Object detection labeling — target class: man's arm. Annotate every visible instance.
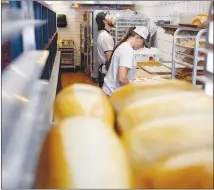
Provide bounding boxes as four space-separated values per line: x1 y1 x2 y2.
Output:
117 66 130 86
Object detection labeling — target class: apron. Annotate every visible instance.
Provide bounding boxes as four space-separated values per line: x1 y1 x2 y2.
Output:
98 29 112 88
98 63 106 88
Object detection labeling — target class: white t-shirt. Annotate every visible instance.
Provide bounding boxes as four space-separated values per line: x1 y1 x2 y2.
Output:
97 30 114 74
102 42 136 96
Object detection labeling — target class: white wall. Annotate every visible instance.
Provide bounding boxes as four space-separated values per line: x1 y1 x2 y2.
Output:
48 1 212 65
135 1 212 61
49 1 85 66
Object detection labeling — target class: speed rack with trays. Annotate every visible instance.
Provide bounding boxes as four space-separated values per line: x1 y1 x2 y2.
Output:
171 27 207 86
111 13 150 45
197 3 213 97
58 39 75 69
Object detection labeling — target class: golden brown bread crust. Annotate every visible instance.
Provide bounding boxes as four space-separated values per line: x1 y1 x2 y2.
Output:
122 115 213 188
36 81 213 189
35 117 133 188
54 84 114 127
34 126 73 188
117 92 213 133
113 81 213 188
109 80 198 113
135 162 213 188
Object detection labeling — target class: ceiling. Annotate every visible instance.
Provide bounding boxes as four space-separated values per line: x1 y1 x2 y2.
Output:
45 1 135 5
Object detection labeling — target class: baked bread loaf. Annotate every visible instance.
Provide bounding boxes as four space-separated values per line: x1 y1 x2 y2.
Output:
109 80 197 113
54 84 114 127
183 57 205 66
110 81 213 188
192 14 208 25
122 114 213 188
118 91 213 132
180 39 205 48
175 68 204 82
35 116 132 189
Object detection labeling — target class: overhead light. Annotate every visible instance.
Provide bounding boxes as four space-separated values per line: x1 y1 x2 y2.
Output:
72 3 80 8
44 1 55 4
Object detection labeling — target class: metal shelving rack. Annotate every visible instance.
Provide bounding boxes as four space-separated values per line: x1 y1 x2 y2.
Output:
2 1 57 189
112 13 150 45
197 2 213 96
58 39 75 69
171 27 207 86
81 11 93 76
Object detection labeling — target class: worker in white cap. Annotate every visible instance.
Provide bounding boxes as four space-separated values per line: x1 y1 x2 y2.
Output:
102 26 149 96
95 12 115 87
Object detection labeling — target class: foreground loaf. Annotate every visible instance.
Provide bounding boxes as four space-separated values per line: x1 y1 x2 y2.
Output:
35 116 132 189
54 83 114 127
111 80 213 188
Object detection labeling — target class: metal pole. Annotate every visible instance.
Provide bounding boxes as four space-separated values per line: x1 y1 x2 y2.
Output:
193 29 207 85
171 28 182 79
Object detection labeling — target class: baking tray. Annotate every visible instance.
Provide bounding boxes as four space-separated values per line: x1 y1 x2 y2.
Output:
142 65 172 75
178 23 206 29
137 62 161 67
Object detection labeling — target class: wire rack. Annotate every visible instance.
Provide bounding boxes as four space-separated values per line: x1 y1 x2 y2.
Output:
197 3 213 96
171 27 207 86
111 13 150 44
2 2 52 189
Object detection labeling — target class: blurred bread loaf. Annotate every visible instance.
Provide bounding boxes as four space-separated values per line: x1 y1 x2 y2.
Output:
110 80 213 188
54 84 114 127
122 114 213 188
109 80 197 114
35 117 132 189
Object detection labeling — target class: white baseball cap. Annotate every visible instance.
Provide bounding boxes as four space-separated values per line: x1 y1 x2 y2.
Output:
133 26 149 39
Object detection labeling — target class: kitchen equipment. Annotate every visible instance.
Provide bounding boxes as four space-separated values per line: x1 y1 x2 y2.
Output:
135 47 160 66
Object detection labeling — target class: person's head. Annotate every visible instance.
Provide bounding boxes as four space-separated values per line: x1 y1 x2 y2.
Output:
107 26 149 66
95 12 114 31
126 26 149 50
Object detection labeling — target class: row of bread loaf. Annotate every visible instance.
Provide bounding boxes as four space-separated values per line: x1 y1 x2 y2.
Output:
34 80 213 189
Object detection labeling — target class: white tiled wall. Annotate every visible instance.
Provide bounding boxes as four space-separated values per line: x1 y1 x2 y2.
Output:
135 1 212 61
49 2 85 66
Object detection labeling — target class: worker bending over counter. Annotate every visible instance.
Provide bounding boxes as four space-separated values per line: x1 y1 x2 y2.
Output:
102 26 149 96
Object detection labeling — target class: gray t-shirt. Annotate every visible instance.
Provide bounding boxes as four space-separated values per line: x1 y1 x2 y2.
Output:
97 30 114 74
103 42 136 95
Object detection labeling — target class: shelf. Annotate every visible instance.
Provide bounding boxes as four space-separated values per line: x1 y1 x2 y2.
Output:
61 59 74 63
161 62 186 69
58 47 74 50
61 52 74 55
175 43 194 49
176 51 205 61
175 36 206 41
157 24 204 32
173 59 204 70
61 65 76 68
175 44 208 53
